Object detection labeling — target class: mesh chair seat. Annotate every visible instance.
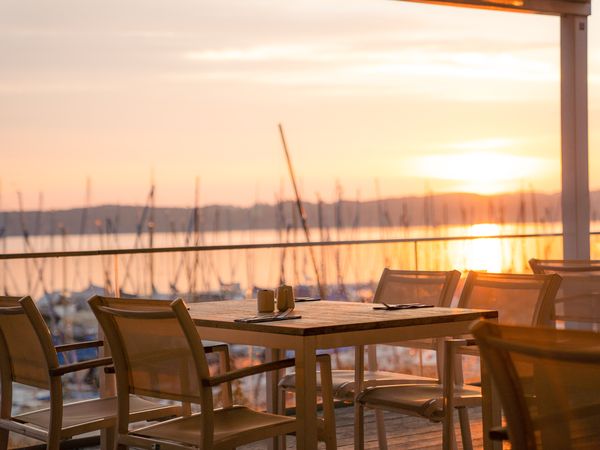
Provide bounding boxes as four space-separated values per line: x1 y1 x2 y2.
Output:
129 405 297 448
357 383 481 422
14 395 178 437
279 369 437 400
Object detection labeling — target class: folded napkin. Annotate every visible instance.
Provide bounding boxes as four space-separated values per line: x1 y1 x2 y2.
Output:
234 312 302 323
373 303 434 310
295 296 320 302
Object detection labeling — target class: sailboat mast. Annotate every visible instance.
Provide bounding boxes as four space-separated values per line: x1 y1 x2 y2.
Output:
0 181 6 295
278 124 324 299
148 177 156 295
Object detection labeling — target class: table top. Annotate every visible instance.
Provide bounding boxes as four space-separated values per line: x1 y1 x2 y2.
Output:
187 300 497 336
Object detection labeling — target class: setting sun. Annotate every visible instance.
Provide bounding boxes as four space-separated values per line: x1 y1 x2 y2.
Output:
412 151 549 194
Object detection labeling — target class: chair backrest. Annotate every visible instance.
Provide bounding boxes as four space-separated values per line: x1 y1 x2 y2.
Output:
529 259 600 331
458 272 561 327
88 296 211 406
529 258 600 275
373 269 461 307
368 269 461 375
0 296 59 390
473 320 600 450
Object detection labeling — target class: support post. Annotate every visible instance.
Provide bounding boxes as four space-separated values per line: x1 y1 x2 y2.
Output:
561 14 590 259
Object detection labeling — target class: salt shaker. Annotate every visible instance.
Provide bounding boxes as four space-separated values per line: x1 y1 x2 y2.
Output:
277 284 295 311
276 285 288 311
257 289 275 313
283 285 295 310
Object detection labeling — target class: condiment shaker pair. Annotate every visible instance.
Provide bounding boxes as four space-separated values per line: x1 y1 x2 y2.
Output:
256 285 294 312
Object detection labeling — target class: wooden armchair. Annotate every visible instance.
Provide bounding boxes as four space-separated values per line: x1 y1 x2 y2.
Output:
0 296 181 450
473 320 600 449
88 295 337 449
355 271 562 450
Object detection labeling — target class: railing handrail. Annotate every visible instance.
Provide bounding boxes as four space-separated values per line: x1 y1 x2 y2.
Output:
0 231 576 260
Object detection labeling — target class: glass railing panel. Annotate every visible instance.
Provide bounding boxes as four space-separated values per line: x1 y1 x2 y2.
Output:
0 231 569 411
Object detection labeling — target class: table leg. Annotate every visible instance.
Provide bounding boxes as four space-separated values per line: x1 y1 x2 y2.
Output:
354 345 365 450
295 337 318 450
266 348 282 450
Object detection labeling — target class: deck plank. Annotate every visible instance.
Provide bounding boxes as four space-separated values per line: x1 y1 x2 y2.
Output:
239 405 489 449
9 405 493 449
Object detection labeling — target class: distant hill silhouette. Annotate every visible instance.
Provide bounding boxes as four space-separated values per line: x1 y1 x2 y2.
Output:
2 190 598 238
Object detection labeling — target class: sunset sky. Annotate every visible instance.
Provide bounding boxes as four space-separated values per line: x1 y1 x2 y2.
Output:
2 0 600 210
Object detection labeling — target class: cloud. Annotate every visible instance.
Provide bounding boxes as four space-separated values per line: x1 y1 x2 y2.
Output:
184 45 319 62
0 81 117 95
170 39 558 105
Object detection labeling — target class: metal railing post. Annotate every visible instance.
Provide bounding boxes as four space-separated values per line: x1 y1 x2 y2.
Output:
414 241 419 270
113 254 120 297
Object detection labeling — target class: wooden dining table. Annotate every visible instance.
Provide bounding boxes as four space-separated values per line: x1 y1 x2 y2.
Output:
187 299 498 450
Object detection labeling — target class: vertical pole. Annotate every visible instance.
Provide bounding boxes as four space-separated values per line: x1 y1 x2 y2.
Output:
113 254 120 297
561 14 590 259
414 241 419 270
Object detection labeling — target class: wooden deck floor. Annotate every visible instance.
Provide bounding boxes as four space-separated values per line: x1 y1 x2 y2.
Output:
8 405 489 449
241 405 487 449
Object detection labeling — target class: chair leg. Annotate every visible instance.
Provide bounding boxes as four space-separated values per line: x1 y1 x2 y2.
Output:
442 408 454 450
374 409 388 450
458 407 473 450
47 432 60 450
354 403 365 450
0 429 8 450
444 410 460 450
321 397 337 450
102 427 115 450
324 431 336 450
277 387 286 415
316 355 337 450
276 387 287 450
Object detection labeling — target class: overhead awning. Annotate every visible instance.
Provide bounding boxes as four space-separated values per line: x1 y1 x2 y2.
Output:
403 0 590 16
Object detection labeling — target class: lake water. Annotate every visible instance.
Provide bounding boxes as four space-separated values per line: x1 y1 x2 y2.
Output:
0 222 567 302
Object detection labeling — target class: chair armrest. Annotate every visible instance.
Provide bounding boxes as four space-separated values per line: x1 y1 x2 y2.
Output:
446 337 476 347
49 356 113 377
204 354 331 387
204 357 297 387
489 426 509 441
55 339 104 352
463 338 477 347
447 337 478 357
203 342 229 354
204 342 233 407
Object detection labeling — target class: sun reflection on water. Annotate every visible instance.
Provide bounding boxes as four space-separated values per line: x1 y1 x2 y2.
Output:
465 223 503 272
